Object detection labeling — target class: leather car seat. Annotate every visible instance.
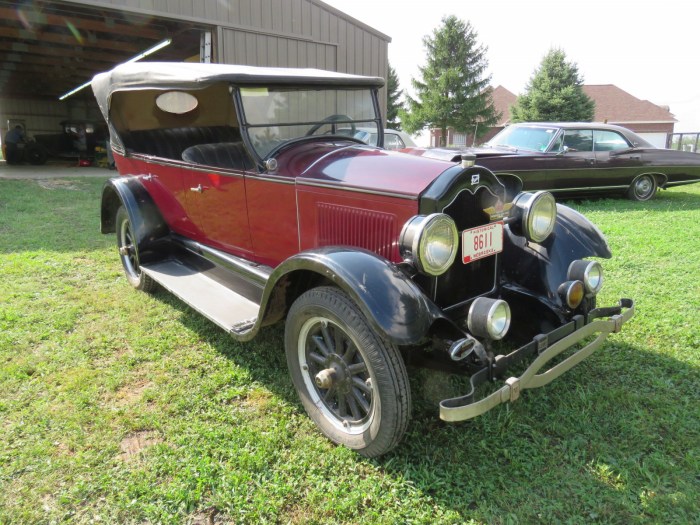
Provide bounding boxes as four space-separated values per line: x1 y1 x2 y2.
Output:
181 142 254 171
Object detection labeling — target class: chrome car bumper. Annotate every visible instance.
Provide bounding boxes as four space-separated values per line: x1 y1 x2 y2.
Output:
439 299 635 422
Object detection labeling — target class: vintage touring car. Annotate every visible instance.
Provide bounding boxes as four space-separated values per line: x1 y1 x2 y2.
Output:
93 63 633 457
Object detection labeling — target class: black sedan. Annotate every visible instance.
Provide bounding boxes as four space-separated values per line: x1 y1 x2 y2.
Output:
409 123 700 201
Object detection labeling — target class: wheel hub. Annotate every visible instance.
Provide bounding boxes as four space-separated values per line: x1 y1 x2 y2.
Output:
314 353 352 393
119 244 134 256
314 368 337 389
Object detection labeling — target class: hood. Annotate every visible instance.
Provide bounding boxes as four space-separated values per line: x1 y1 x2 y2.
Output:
274 140 455 198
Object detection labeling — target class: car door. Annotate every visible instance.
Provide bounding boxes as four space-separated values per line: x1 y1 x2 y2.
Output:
183 167 253 255
114 154 201 239
592 129 643 189
544 129 597 190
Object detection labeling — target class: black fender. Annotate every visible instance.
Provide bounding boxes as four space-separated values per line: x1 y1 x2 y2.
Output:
257 247 446 346
100 176 170 264
502 203 611 303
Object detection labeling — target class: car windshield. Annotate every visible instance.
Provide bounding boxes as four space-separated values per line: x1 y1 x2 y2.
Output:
239 87 379 159
487 125 559 152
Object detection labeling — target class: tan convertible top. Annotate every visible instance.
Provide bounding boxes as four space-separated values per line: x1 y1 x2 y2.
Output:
91 62 384 121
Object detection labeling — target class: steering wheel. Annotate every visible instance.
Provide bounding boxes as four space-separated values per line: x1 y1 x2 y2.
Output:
305 114 356 137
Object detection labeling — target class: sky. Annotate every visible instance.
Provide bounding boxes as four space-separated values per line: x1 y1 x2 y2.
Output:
323 0 700 141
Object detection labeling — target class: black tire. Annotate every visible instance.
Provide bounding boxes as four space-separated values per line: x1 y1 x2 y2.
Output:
115 206 157 292
285 286 411 457
627 174 657 201
25 144 48 165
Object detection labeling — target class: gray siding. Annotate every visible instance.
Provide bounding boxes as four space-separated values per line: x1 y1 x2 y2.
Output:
221 29 336 70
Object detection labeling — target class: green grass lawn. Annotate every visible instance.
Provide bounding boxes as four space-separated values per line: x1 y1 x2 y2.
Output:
1 176 698 524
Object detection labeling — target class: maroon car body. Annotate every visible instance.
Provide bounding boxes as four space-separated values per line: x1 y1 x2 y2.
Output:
94 63 633 457
407 122 700 201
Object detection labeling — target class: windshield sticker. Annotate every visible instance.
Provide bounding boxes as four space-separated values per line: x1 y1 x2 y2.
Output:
241 87 269 97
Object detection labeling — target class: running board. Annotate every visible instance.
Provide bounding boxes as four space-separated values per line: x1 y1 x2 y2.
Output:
141 260 259 335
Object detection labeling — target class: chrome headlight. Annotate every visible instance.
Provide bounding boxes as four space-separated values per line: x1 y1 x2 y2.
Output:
568 260 604 294
467 297 511 340
511 191 557 243
400 213 458 276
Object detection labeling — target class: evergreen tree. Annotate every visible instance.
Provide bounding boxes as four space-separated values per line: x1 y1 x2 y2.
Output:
401 15 497 147
386 64 404 130
511 48 595 122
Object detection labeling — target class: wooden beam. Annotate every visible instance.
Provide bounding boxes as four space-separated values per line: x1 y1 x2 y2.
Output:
0 40 131 63
0 6 168 41
0 26 144 53
4 62 98 78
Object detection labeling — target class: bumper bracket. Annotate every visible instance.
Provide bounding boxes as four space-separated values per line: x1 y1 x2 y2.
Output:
439 299 634 422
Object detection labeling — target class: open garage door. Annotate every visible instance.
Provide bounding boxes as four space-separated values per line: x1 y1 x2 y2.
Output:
0 0 213 155
0 1 210 100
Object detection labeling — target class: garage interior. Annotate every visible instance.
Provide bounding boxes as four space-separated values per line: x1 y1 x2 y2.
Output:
0 0 208 148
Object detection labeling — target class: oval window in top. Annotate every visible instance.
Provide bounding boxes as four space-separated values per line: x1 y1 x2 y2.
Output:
155 91 199 114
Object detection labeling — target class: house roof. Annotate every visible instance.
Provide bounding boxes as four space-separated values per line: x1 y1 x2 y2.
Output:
582 84 676 124
490 85 518 126
489 84 676 126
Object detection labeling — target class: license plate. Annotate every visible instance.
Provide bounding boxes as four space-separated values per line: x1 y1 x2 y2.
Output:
462 222 504 263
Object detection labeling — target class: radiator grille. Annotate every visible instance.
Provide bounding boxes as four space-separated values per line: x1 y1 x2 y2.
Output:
436 187 500 308
318 203 398 261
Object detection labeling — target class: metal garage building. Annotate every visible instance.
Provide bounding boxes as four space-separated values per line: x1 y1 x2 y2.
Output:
0 0 390 146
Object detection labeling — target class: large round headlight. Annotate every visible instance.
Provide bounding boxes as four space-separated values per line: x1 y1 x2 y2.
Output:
468 297 511 340
400 213 458 276
568 260 604 294
511 191 557 243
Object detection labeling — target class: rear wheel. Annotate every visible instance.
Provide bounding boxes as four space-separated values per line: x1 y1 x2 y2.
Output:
115 206 156 292
285 286 410 457
627 174 657 201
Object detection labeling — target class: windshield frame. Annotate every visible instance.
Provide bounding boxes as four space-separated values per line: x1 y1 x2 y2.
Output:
233 84 384 169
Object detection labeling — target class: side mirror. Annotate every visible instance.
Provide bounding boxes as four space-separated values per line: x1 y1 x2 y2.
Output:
556 145 570 156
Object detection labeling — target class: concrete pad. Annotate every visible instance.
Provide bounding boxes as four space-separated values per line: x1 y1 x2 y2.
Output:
0 160 112 179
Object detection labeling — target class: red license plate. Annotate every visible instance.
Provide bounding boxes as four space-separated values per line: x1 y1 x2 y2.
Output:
462 222 504 263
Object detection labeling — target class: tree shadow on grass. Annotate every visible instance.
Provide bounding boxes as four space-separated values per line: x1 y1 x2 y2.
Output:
150 290 700 523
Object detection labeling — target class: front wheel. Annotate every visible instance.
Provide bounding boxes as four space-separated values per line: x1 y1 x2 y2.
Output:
25 143 48 165
115 206 156 292
285 286 411 457
627 174 657 201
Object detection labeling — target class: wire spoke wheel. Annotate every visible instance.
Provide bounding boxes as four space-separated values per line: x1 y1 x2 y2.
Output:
115 206 156 292
119 221 139 278
301 317 374 431
285 286 410 457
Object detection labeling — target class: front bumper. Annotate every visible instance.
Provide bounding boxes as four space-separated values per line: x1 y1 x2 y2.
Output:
439 299 634 422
